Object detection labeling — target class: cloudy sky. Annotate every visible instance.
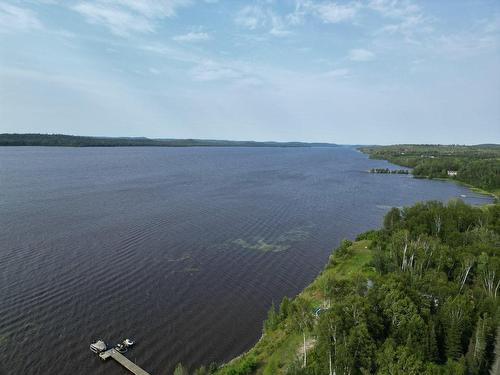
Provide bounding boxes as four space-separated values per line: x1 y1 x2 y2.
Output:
0 0 499 144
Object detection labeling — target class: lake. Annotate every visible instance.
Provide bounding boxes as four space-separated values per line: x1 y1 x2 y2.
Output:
0 146 491 375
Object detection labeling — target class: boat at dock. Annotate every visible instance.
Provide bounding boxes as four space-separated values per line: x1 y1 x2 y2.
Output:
90 337 149 375
90 340 107 354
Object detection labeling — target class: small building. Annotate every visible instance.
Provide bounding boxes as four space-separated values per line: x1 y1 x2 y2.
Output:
447 170 458 177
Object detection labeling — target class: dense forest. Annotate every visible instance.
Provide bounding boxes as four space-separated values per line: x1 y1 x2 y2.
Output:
0 133 336 148
182 200 499 375
359 145 500 196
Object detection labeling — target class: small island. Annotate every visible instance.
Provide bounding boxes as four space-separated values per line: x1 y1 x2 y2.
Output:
370 168 409 174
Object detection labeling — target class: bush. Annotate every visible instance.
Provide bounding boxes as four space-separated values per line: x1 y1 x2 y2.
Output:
225 355 258 375
356 229 381 241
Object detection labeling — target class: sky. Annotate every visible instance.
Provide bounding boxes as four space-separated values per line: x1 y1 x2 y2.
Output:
0 0 499 144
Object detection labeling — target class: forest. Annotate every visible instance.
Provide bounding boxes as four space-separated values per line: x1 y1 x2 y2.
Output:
359 145 500 196
0 133 336 148
181 200 499 375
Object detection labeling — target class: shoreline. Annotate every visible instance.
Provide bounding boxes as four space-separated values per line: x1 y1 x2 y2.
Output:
432 177 498 201
358 147 499 202
211 239 374 375
204 153 499 375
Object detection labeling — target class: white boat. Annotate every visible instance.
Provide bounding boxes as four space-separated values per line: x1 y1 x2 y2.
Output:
90 340 107 353
123 338 134 347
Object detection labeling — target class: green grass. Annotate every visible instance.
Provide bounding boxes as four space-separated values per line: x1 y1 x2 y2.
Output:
301 240 374 306
327 240 373 277
258 332 302 374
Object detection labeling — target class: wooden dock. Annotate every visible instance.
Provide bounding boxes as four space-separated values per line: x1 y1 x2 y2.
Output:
99 349 151 375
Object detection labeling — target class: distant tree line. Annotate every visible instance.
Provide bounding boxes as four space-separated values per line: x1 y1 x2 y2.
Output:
360 145 500 193
0 133 337 148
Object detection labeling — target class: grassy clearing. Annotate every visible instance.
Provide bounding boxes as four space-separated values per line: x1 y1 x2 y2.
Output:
326 240 373 278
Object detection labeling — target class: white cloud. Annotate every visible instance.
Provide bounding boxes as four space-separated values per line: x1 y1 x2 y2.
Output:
73 3 152 35
433 23 500 58
235 5 291 37
348 48 376 61
232 1 363 38
305 1 360 24
72 0 190 36
269 14 291 36
234 0 424 36
235 5 266 30
114 0 189 18
368 0 420 19
0 2 43 33
368 0 432 39
173 31 211 42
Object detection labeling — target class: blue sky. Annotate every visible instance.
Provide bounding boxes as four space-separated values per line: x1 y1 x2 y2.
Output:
0 0 499 144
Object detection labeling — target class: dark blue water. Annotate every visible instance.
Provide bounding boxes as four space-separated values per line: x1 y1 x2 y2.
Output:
0 147 490 375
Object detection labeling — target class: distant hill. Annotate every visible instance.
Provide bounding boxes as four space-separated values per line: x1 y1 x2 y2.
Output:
0 134 337 148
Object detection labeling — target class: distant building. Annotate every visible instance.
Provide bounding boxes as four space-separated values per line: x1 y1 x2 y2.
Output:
447 170 458 177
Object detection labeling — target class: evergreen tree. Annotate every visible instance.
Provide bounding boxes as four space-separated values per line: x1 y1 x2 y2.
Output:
426 320 439 363
193 366 207 375
442 358 466 375
384 207 402 231
173 363 189 375
466 315 493 375
440 295 473 361
264 301 279 332
279 296 291 321
445 321 463 360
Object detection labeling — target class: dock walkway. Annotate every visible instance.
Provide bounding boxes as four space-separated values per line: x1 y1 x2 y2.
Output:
99 349 151 375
